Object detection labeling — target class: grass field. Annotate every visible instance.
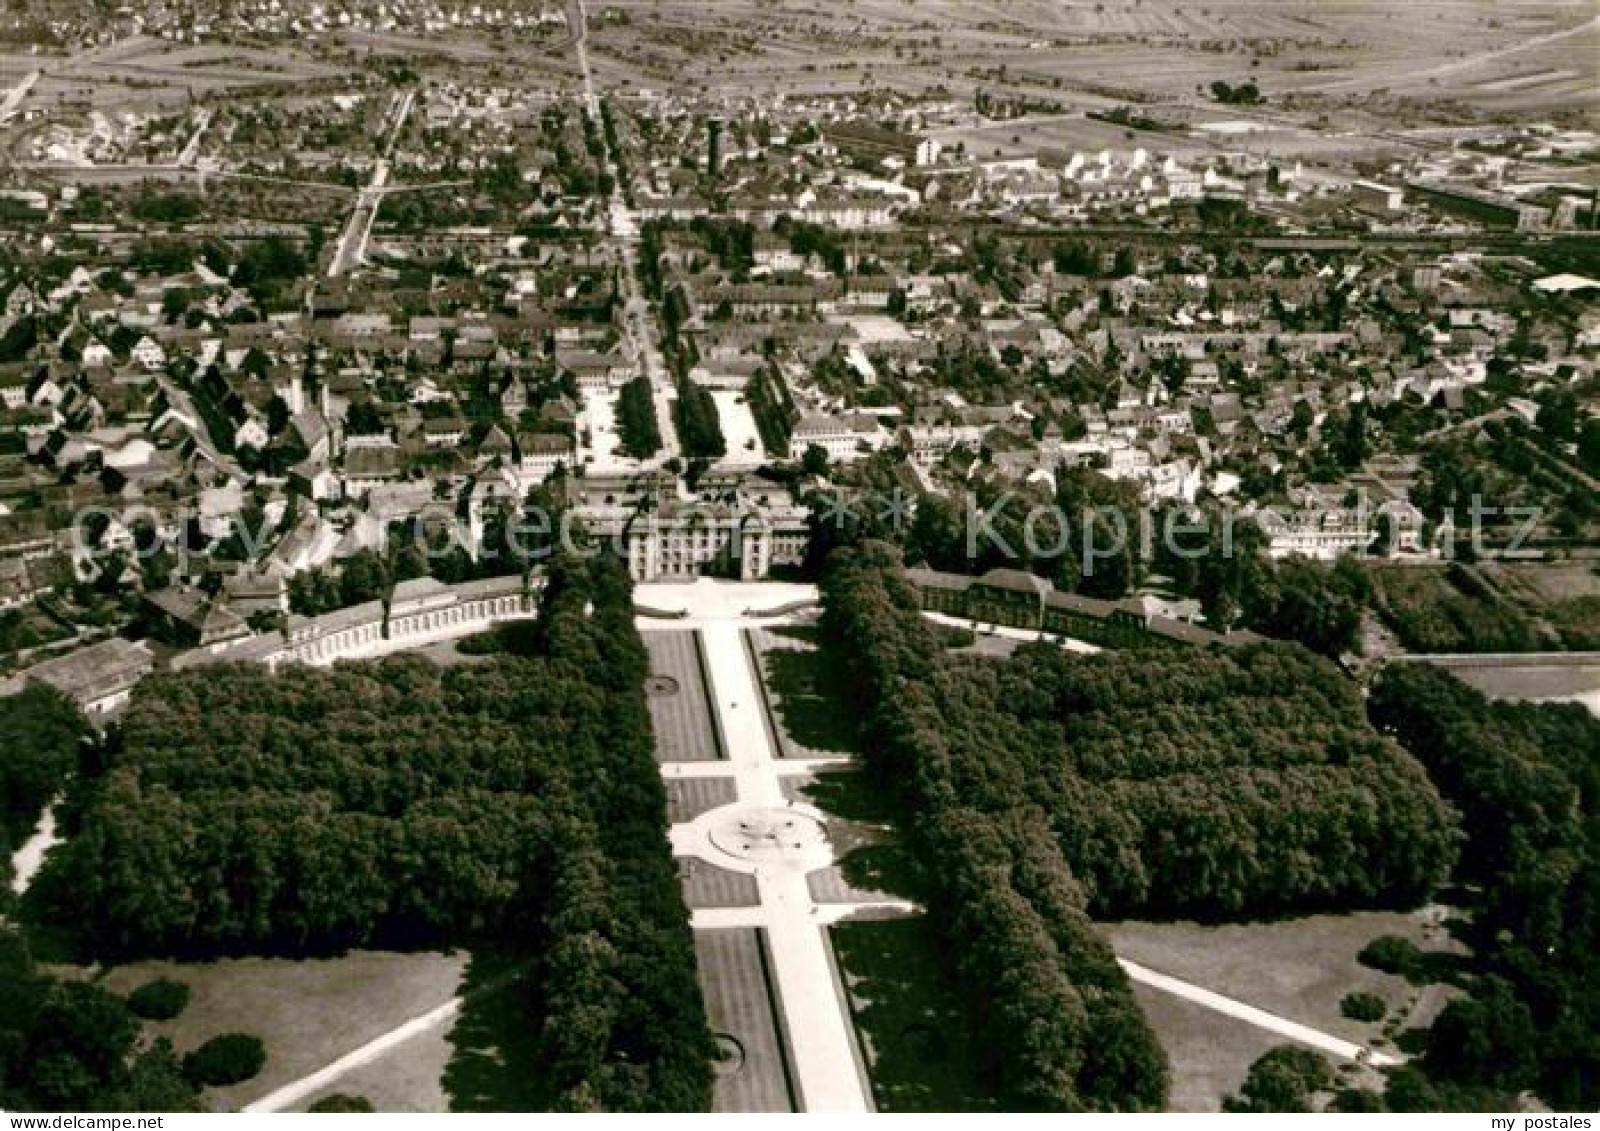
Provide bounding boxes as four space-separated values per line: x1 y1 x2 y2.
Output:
644 630 723 762
1126 982 1295 1112
1370 562 1600 654
679 857 760 910
829 916 997 1113
666 775 738 823
1368 564 1550 654
1104 904 1467 1103
1444 662 1600 715
746 626 859 760
96 949 465 1112
694 928 794 1113
1487 562 1600 650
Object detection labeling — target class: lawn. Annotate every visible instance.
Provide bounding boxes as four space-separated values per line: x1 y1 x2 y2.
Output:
746 626 859 759
1447 662 1600 716
694 928 794 1113
666 775 738 823
1126 983 1295 1113
829 916 997 1113
643 630 723 762
94 949 465 1112
1487 562 1600 650
1105 906 1466 1073
791 766 920 905
679 857 759 910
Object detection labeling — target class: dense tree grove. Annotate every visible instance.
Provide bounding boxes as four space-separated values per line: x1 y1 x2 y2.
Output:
0 928 200 1111
995 643 1458 918
182 1034 265 1087
29 555 712 1111
617 375 663 458
818 545 1462 1109
126 979 190 1022
1164 520 1372 658
673 379 726 459
1368 664 1600 1110
808 464 1146 600
821 543 1167 1111
0 685 90 869
745 365 796 455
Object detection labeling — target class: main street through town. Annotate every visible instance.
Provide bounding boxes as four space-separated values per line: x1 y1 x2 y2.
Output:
327 88 413 278
568 0 682 465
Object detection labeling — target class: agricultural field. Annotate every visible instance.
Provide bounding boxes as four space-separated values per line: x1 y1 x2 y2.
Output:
588 0 1594 122
3 36 346 116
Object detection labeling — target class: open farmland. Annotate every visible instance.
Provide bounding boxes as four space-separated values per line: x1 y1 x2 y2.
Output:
5 35 346 115
588 0 1596 121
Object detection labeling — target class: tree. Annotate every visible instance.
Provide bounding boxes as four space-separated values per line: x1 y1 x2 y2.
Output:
183 1034 266 1087
1290 399 1315 437
673 380 726 458
1261 559 1367 659
29 556 714 1111
801 443 829 478
1535 391 1578 444
1426 978 1538 1092
127 979 190 1021
1368 663 1600 1109
1224 1046 1333 1112
1579 417 1600 476
616 375 662 458
0 686 89 847
310 1094 373 1112
1340 991 1386 1023
1339 402 1370 469
0 954 194 1113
